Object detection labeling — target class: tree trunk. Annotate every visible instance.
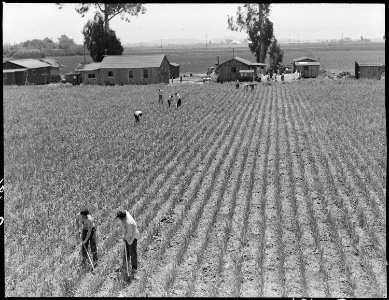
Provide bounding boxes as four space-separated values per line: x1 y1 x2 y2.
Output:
104 4 109 32
258 4 266 63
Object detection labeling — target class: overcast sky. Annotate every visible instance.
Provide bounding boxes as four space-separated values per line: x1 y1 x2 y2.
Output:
2 3 385 45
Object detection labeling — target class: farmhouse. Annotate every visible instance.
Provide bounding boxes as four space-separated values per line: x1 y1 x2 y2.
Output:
3 58 51 85
217 56 267 82
95 54 171 85
291 57 320 78
355 62 385 80
169 62 180 79
77 63 101 85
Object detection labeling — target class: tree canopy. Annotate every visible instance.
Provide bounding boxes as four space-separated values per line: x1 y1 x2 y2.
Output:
83 12 123 62
268 38 284 72
57 3 146 32
227 3 274 63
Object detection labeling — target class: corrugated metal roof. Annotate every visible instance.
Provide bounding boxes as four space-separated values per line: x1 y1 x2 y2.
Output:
100 54 166 69
293 57 318 62
357 63 384 67
39 58 61 68
78 63 101 71
3 68 27 73
220 56 267 67
295 61 321 66
8 59 51 69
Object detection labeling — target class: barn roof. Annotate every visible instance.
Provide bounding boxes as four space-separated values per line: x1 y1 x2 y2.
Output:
295 61 321 66
39 57 61 68
220 56 267 67
8 59 51 69
293 57 318 62
78 63 101 71
101 54 166 69
3 68 28 73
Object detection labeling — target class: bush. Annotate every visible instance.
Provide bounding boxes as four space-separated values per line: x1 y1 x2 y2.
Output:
13 48 45 59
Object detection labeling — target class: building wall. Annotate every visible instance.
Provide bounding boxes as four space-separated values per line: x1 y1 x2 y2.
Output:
359 66 384 80
218 59 249 82
169 65 180 78
79 70 101 85
292 58 318 72
3 72 15 85
295 65 320 78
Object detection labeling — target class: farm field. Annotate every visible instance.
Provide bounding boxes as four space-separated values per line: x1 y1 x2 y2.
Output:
50 42 385 75
4 78 386 297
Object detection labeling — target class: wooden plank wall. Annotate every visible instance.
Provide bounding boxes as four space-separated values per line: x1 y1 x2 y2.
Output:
218 59 249 82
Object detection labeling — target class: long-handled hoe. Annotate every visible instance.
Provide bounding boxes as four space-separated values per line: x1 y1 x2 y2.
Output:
124 242 130 278
83 244 95 272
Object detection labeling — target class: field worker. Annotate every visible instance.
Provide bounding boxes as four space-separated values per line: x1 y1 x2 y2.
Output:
235 79 239 89
167 94 174 108
175 92 182 108
76 209 98 268
134 110 142 123
281 73 285 83
158 89 163 103
116 210 140 272
250 83 255 91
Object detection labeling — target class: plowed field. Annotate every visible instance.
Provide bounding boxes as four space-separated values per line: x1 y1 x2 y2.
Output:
4 79 386 297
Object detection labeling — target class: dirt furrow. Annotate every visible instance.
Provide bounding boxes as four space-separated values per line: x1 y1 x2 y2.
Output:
278 85 308 297
190 87 264 297
284 85 330 297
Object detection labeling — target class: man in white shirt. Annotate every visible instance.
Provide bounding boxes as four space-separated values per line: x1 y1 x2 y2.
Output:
75 209 98 268
134 110 142 123
175 92 181 108
116 210 140 272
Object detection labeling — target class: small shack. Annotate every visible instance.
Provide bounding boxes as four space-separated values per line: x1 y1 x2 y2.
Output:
217 56 267 82
3 59 51 85
64 72 81 85
355 62 385 79
99 54 171 85
294 61 321 78
169 62 180 79
292 57 319 72
77 63 101 84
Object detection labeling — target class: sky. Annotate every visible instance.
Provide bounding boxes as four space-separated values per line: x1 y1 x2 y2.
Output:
2 3 385 45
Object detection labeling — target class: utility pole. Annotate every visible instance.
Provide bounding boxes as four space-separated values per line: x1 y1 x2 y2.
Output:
83 42 86 64
161 36 162 53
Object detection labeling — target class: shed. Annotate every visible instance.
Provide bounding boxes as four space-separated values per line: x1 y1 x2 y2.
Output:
217 56 267 82
99 54 171 85
77 63 101 84
169 62 180 79
294 61 321 78
64 72 81 85
3 59 51 85
3 68 28 85
39 57 62 82
355 62 385 79
292 57 319 72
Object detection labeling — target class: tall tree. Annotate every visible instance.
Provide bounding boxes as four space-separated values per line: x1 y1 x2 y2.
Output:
57 3 146 32
268 38 284 72
227 4 274 63
83 13 124 62
58 34 76 50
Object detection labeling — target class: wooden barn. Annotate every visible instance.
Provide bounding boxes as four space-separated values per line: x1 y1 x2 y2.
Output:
292 57 319 72
217 56 267 82
77 63 101 85
294 61 321 78
355 62 385 79
169 62 180 79
39 57 62 82
98 54 171 85
3 59 51 85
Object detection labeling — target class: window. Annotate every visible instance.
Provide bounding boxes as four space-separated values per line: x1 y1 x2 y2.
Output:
88 73 96 79
231 67 236 73
129 70 133 78
143 69 148 79
108 71 113 77
43 68 47 74
32 69 36 75
24 71 28 77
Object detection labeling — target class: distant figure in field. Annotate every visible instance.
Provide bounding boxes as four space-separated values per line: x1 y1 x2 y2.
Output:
180 76 182 83
281 73 285 83
244 83 249 91
134 110 142 123
250 83 255 91
158 89 163 103
167 94 173 108
175 92 181 108
235 79 239 89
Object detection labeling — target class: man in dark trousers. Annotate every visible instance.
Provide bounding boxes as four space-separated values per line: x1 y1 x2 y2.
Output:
167 94 173 108
134 110 142 123
117 210 140 274
158 89 163 103
175 92 181 108
76 209 98 269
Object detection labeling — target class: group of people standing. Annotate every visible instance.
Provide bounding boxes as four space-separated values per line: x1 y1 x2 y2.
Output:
158 89 182 108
